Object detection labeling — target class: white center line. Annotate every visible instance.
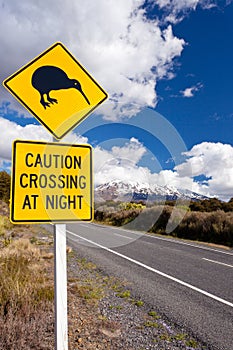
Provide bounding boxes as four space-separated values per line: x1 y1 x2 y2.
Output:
67 230 233 309
113 233 133 240
203 258 233 268
87 223 233 256
80 223 95 229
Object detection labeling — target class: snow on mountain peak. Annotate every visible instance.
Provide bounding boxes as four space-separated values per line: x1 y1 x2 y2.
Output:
95 180 208 202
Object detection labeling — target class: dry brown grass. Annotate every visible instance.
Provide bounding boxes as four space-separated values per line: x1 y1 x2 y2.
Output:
0 238 53 311
0 303 54 350
0 224 54 349
0 215 13 237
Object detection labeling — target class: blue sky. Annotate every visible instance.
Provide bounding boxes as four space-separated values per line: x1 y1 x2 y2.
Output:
0 0 232 200
156 3 233 148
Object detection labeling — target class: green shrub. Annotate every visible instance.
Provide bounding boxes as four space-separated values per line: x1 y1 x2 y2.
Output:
119 202 145 210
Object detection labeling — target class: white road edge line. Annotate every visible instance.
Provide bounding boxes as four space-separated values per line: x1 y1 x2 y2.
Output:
67 230 233 309
203 258 233 268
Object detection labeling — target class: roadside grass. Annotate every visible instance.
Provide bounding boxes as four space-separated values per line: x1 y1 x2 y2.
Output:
0 238 54 311
0 215 13 234
77 257 97 270
144 321 160 328
70 282 104 303
0 239 54 349
148 310 160 319
131 299 144 307
116 290 131 298
0 215 14 247
0 209 55 350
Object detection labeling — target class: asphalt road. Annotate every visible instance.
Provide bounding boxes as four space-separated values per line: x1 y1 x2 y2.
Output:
65 222 233 350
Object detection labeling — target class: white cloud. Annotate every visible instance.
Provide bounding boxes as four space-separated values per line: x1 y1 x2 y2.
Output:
94 138 149 186
156 0 199 11
111 138 147 165
1 1 226 119
94 139 233 201
0 117 87 161
155 0 233 23
155 0 218 23
175 142 233 200
0 0 185 120
180 82 203 97
1 125 232 200
181 87 195 98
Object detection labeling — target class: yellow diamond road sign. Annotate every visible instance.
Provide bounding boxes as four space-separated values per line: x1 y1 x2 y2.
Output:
11 140 93 223
3 42 108 139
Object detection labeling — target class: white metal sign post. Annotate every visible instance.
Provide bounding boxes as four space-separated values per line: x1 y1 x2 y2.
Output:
52 134 68 350
54 224 68 350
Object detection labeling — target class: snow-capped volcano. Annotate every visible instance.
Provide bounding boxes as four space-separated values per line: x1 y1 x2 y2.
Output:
95 180 208 202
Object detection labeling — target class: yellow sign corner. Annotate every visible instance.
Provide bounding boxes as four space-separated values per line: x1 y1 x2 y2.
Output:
3 42 108 140
10 140 93 223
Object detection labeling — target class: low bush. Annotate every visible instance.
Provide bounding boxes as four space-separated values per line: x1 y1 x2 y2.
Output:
94 205 143 226
174 210 233 246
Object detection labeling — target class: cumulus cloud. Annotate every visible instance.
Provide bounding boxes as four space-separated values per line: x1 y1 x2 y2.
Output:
155 0 219 23
175 142 233 200
155 0 233 23
1 1 231 121
94 138 149 186
156 0 200 12
1 123 232 200
0 0 185 120
1 1 228 119
180 82 203 97
94 138 233 200
0 117 87 161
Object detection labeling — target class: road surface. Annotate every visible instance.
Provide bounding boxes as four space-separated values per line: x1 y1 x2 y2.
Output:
64 222 233 350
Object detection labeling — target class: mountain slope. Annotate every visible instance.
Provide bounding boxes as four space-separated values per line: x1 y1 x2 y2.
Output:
95 180 208 202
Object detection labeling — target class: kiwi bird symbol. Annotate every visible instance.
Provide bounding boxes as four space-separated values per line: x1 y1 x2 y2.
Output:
31 65 90 109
